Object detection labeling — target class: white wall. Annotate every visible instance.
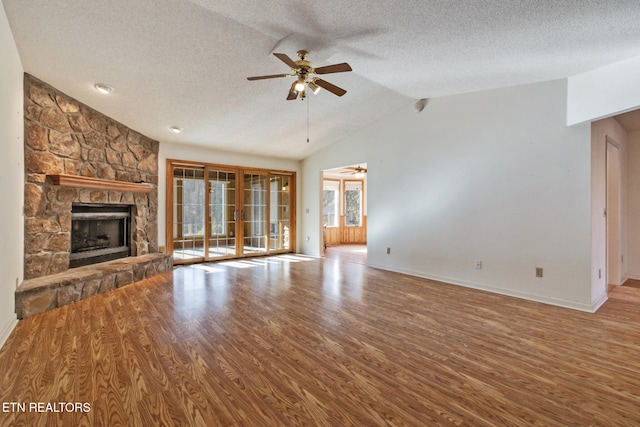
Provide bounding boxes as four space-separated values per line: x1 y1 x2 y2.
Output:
303 79 595 311
567 55 640 125
627 130 640 279
158 142 301 251
0 4 23 347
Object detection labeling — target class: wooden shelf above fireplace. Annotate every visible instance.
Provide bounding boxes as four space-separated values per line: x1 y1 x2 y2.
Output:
47 174 154 193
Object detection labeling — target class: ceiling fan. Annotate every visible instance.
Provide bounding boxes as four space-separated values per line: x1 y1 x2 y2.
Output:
341 165 367 177
247 50 352 100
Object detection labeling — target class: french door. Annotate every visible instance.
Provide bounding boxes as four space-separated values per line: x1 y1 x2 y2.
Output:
168 160 295 264
208 168 238 258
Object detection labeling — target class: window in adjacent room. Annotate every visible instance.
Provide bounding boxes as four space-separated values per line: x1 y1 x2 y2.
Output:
323 180 340 227
345 180 363 227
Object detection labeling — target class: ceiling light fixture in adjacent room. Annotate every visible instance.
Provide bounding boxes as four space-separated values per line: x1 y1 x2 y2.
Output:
414 98 428 113
94 83 114 94
169 126 183 134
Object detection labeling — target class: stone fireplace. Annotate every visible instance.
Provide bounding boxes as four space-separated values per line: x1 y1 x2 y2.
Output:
16 74 172 318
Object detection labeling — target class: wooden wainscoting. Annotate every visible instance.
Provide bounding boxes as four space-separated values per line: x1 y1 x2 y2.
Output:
341 215 366 244
325 215 367 247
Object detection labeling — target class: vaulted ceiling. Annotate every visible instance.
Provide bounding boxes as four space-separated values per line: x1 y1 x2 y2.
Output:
4 0 640 159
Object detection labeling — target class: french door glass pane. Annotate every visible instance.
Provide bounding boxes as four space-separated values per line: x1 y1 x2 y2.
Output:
243 172 268 254
208 169 237 258
173 168 205 261
270 174 291 251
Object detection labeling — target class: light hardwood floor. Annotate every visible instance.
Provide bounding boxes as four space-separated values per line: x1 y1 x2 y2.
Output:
2 254 640 426
623 278 640 289
324 244 367 265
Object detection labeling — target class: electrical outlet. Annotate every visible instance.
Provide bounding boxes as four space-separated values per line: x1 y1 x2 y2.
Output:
386 247 391 254
536 267 543 278
475 260 482 269
599 268 602 279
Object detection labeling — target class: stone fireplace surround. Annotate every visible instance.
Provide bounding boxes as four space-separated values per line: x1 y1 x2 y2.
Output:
16 75 172 318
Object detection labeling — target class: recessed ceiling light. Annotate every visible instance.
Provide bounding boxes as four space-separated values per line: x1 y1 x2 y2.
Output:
169 126 183 134
94 83 113 94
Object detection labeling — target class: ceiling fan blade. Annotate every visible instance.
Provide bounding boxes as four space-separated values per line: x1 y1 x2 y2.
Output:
314 63 352 75
247 73 291 81
314 79 347 97
286 90 298 101
273 52 299 69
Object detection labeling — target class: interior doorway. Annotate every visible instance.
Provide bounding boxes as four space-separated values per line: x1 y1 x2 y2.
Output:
321 164 368 256
606 138 621 288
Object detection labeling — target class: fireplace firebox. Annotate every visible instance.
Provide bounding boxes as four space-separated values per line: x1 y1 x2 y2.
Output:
70 204 132 268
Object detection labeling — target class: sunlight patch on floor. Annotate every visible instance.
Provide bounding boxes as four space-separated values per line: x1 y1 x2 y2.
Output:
191 254 317 273
191 265 225 273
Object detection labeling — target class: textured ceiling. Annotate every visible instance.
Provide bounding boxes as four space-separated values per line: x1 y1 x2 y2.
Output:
4 0 640 159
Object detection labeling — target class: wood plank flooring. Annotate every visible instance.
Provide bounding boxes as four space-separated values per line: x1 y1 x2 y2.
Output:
324 244 367 265
622 278 640 289
2 254 640 426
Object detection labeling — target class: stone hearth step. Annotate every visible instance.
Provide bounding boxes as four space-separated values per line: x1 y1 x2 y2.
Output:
15 253 172 318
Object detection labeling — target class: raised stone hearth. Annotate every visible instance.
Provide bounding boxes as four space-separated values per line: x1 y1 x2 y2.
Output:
19 74 172 317
16 254 172 318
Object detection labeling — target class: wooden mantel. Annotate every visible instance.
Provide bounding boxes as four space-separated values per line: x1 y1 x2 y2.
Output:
47 174 154 193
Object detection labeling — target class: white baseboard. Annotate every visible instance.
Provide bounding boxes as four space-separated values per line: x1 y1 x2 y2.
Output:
591 292 608 312
367 262 597 313
0 314 18 350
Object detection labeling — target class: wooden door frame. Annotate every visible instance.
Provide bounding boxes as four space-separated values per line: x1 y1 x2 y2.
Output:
166 159 296 264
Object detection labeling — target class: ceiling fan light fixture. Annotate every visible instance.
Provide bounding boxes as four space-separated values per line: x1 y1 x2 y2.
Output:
308 81 321 94
246 51 352 100
288 81 298 99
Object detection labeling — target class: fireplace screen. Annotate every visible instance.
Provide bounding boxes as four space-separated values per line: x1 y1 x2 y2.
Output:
70 204 131 268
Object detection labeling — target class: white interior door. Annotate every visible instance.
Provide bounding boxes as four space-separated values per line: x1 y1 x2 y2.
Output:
606 140 621 286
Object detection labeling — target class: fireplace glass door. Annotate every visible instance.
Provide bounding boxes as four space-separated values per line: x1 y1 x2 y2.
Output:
70 204 131 268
